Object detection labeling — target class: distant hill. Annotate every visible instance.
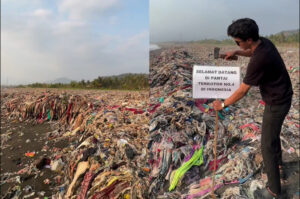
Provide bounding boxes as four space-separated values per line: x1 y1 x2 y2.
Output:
183 29 299 45
266 29 299 44
277 29 299 37
47 77 73 84
101 73 148 79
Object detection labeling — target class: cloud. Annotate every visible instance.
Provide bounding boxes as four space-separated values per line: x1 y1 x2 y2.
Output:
117 30 149 52
31 9 52 18
51 30 149 80
2 29 62 85
58 0 120 21
53 20 87 35
2 0 148 85
2 18 148 84
108 16 118 25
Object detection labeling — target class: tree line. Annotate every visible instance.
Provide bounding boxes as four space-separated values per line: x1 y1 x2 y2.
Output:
23 73 149 90
189 30 299 45
266 31 299 45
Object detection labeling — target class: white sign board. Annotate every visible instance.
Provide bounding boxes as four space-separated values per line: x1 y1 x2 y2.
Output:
193 65 240 99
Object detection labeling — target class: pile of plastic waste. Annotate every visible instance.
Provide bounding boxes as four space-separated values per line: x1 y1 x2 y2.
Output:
1 89 150 198
148 48 299 199
1 45 298 198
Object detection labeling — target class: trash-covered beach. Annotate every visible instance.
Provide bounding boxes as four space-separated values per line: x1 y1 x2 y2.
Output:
148 43 299 198
1 89 149 198
0 44 299 198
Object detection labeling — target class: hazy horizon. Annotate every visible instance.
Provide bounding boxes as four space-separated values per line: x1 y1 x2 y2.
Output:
2 0 149 85
150 29 299 44
150 0 299 43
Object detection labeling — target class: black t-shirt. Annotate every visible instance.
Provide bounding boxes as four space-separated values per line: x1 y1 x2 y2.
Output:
243 37 293 105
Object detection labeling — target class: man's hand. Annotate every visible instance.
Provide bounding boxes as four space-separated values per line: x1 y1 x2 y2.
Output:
225 51 237 60
212 83 251 111
213 100 223 111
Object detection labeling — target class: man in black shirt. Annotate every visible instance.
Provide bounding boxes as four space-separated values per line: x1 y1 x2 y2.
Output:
213 18 293 198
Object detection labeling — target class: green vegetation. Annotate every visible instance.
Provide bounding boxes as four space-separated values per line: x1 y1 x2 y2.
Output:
21 73 149 90
265 31 299 45
187 30 299 46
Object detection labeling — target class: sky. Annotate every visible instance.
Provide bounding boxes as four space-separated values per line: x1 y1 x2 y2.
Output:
1 0 149 85
150 0 299 43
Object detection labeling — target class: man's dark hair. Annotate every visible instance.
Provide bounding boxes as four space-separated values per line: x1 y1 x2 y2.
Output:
227 18 259 41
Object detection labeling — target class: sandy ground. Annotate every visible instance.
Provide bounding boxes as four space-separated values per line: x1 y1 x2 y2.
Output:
0 118 69 198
